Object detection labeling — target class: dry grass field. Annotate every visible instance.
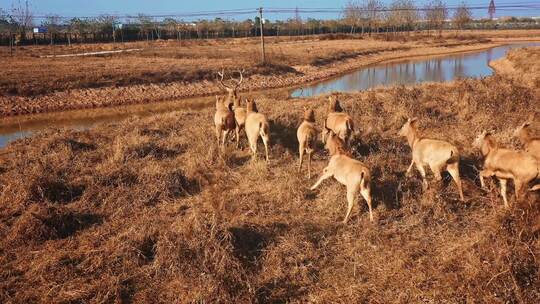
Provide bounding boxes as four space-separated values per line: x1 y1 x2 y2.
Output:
1 30 540 117
1 61 539 303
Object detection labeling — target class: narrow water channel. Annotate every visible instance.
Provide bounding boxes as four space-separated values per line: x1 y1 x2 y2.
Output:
1 43 538 148
290 42 540 97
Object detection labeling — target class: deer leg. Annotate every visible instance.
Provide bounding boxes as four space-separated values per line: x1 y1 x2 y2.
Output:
248 134 258 159
479 169 494 188
221 130 229 150
447 162 464 201
406 160 415 176
235 125 240 149
430 163 443 181
307 151 312 179
344 185 359 223
298 143 305 173
499 178 509 208
415 163 428 190
261 134 270 163
514 179 524 202
311 168 332 190
360 183 373 222
215 125 222 148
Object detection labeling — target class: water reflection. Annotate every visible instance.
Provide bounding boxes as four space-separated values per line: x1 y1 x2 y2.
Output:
290 43 540 97
0 96 215 148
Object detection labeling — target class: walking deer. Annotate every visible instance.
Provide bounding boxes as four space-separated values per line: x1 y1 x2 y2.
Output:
324 96 354 145
398 117 464 201
214 96 236 150
311 129 373 223
297 108 318 178
245 99 271 162
473 131 540 207
233 97 247 149
514 121 540 159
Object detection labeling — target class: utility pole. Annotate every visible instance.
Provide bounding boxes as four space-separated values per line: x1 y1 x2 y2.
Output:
259 7 266 64
10 32 14 56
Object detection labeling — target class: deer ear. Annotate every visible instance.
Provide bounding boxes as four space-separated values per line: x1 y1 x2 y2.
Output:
409 117 418 126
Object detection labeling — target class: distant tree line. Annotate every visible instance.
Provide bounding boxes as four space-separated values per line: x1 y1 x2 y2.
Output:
1 0 540 46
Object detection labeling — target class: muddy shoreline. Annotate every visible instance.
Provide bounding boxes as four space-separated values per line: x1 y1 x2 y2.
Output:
1 38 539 118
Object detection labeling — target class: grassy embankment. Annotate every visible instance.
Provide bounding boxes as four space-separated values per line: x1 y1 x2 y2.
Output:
1 30 540 116
1 65 539 302
490 46 540 88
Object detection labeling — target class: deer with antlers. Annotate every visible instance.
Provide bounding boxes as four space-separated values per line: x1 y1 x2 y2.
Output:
217 69 244 105
217 69 246 148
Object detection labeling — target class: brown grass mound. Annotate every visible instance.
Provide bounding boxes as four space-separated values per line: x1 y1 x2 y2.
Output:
0 75 539 302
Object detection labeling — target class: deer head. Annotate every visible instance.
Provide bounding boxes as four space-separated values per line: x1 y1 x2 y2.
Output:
217 69 245 101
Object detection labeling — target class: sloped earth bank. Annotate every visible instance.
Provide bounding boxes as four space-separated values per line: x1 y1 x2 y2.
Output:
0 39 532 118
1 75 539 303
490 46 540 89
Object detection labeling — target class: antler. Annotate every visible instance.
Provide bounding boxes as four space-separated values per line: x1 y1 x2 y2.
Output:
216 69 232 90
229 69 245 90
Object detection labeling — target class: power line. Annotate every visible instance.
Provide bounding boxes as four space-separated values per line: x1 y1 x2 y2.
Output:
7 4 540 21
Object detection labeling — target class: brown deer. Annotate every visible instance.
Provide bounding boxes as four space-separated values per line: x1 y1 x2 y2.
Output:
233 97 247 149
398 117 464 201
297 107 318 178
514 121 540 160
473 131 540 207
324 96 354 146
311 129 373 223
214 96 236 151
245 99 270 162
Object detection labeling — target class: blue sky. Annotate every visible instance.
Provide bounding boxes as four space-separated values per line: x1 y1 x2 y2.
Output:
1 0 539 20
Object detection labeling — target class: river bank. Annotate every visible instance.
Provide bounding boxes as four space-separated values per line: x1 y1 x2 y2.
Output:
2 33 540 118
489 46 540 88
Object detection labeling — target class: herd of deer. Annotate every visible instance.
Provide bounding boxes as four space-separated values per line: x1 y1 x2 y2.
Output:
214 71 540 223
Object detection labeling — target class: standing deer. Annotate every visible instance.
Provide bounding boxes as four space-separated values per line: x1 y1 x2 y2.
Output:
398 117 464 201
233 97 247 149
325 96 354 145
217 69 246 148
514 121 540 159
245 99 271 162
473 131 540 207
297 107 318 178
214 96 236 151
311 129 373 223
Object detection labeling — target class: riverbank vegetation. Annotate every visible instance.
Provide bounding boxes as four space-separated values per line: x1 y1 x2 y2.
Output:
490 46 540 88
1 30 539 117
1 72 539 302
